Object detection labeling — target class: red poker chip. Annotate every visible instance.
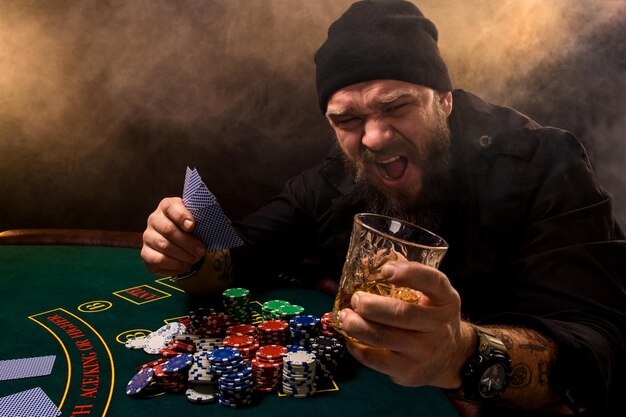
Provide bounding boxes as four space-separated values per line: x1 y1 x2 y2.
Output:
152 364 168 378
227 324 258 336
169 341 196 352
252 366 282 373
257 345 288 359
257 320 289 332
136 357 169 371
256 356 283 365
196 329 224 336
254 386 278 391
252 375 281 382
251 359 282 370
159 348 181 357
235 343 260 353
223 335 256 347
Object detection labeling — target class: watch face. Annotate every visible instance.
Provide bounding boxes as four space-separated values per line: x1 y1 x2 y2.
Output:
478 363 507 398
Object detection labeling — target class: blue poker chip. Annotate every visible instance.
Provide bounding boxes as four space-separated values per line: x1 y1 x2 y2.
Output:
220 363 252 377
219 377 253 386
286 344 307 353
220 373 253 383
218 397 253 408
220 375 253 384
219 381 254 390
125 368 154 396
208 347 242 363
289 314 320 327
162 354 193 373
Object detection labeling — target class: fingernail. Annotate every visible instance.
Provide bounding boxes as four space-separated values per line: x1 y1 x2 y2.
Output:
381 262 398 278
339 309 347 323
183 219 193 231
195 247 206 257
351 292 360 309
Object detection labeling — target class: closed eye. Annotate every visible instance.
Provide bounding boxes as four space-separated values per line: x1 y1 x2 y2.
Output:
385 102 409 114
331 116 362 129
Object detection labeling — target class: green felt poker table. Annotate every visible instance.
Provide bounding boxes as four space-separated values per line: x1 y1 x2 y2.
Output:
0 245 459 417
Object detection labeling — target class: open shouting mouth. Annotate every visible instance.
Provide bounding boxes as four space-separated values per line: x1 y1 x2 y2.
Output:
375 155 408 181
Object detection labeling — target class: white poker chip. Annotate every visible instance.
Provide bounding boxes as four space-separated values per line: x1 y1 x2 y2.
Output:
186 384 217 403
284 351 317 366
142 321 187 354
125 336 146 350
143 333 168 355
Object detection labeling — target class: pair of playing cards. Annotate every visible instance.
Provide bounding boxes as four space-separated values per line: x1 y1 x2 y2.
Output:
182 167 244 253
0 355 60 416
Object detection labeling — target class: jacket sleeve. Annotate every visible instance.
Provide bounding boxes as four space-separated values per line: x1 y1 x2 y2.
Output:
485 128 626 413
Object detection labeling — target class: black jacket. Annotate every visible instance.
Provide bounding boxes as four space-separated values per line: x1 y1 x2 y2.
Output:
233 90 626 415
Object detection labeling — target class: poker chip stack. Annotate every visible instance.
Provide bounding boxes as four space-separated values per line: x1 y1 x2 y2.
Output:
227 324 258 338
194 337 224 353
277 303 305 321
208 347 254 408
174 333 200 344
222 334 260 362
289 315 321 348
262 300 305 321
309 335 345 381
223 288 252 324
320 312 342 338
188 351 218 385
282 351 317 398
153 353 193 393
126 290 350 408
218 363 254 408
256 320 290 346
251 345 288 392
261 300 290 319
136 357 169 372
189 307 217 333
198 312 238 337
168 340 196 353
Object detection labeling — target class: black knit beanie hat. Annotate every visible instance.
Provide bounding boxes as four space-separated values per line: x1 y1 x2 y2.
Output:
314 0 452 113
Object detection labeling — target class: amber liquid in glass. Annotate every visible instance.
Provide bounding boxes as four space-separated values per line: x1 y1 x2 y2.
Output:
331 278 422 342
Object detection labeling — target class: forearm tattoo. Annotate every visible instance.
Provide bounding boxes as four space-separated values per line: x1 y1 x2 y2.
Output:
489 327 556 390
211 250 233 282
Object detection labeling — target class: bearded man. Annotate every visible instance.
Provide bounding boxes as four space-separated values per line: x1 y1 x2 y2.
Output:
141 1 625 416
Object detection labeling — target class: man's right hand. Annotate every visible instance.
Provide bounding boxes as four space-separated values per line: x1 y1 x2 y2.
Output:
141 197 207 276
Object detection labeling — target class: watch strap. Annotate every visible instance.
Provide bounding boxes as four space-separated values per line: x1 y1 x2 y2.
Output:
172 256 206 281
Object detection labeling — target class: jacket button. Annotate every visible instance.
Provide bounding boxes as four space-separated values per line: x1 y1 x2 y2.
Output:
479 135 492 148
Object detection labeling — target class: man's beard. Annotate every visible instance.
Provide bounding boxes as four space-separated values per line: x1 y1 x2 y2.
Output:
342 106 452 231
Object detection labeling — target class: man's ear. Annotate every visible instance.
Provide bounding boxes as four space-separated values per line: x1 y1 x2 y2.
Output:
438 91 453 117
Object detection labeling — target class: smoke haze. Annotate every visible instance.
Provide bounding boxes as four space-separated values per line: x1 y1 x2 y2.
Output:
0 0 624 231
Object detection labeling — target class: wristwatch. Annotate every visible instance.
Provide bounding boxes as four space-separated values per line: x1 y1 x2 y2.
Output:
459 325 511 400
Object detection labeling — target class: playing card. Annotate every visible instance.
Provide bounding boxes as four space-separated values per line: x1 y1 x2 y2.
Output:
0 387 61 417
0 355 56 381
182 167 244 252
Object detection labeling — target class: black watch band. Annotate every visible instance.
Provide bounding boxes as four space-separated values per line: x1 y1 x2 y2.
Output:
172 256 205 281
458 325 511 401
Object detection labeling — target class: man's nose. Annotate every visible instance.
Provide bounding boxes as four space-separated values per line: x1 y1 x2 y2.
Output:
361 118 394 152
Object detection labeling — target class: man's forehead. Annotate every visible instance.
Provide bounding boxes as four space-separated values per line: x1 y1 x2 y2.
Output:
326 80 431 114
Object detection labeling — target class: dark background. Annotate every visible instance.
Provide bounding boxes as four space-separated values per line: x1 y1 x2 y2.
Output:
1 0 625 233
